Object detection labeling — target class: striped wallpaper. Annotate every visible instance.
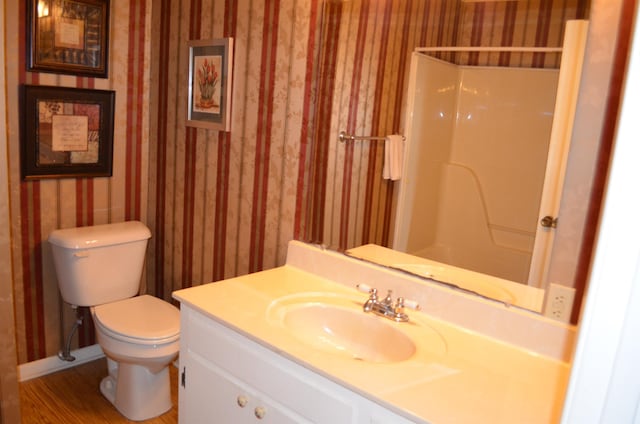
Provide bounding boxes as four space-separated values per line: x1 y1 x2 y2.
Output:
5 0 149 363
3 0 588 365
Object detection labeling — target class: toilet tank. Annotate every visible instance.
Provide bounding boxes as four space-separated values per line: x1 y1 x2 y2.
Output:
48 221 152 307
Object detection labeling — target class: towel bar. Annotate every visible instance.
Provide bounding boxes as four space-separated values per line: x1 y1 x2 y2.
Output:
338 131 405 143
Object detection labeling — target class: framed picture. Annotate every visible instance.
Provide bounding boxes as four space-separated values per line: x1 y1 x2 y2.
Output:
187 38 233 131
21 85 115 180
27 0 110 78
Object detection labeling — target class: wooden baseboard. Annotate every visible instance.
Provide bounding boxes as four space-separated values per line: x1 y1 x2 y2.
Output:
18 344 105 382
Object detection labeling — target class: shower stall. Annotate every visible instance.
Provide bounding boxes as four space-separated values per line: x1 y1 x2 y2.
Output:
393 21 588 287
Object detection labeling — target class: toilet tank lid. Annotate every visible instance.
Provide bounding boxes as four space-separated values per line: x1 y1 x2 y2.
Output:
48 221 151 249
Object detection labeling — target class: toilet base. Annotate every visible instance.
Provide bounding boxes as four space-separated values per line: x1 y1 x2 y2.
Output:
100 359 172 421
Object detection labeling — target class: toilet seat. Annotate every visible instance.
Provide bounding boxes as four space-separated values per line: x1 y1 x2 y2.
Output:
93 295 180 346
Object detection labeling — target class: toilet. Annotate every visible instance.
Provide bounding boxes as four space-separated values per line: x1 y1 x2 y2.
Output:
48 221 180 421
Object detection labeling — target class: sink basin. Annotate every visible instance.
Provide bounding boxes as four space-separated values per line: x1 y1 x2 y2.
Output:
267 292 447 364
283 304 416 363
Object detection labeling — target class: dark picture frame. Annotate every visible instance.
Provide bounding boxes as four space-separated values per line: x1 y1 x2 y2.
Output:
187 38 233 131
27 0 110 78
21 85 115 180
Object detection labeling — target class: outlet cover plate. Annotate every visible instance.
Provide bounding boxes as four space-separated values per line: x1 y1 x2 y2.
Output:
544 283 576 322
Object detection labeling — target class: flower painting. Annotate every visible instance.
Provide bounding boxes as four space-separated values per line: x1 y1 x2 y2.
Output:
187 38 233 131
194 55 221 113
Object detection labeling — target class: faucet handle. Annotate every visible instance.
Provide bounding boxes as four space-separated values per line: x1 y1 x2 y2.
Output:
356 283 378 301
401 297 421 311
356 283 372 293
356 283 378 298
358 284 379 313
392 298 410 322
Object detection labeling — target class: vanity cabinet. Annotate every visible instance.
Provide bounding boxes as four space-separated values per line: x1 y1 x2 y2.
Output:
178 304 417 424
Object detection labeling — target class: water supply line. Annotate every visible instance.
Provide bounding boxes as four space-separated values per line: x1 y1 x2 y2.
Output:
58 305 83 362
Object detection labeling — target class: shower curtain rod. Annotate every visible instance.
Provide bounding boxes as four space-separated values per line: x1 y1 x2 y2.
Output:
338 131 405 143
415 46 563 54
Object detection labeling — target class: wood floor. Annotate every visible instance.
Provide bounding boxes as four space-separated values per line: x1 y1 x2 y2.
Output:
19 358 178 423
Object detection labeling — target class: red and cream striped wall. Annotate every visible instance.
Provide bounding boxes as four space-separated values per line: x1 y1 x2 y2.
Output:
2 0 587 365
4 1 150 364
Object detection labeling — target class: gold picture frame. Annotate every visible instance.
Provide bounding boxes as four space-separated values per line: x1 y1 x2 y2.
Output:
27 0 110 78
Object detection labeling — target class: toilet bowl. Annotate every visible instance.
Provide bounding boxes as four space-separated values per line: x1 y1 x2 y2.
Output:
93 295 180 421
48 221 181 421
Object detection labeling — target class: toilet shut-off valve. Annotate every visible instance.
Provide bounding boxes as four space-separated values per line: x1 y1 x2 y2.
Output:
356 283 420 322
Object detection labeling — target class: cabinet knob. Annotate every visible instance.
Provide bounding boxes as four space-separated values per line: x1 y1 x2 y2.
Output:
254 406 266 419
237 395 248 408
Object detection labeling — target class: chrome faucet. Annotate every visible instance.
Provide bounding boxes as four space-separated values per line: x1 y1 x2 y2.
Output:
357 284 420 322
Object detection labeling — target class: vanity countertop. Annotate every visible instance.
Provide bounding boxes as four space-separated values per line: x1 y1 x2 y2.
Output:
173 263 570 424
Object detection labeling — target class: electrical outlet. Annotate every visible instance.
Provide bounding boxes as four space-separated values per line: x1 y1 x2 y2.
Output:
543 283 576 322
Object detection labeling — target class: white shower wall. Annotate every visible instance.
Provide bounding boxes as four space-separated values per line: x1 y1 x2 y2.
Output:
398 55 559 283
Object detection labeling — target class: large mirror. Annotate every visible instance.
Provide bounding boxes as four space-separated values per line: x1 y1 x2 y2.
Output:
298 0 610 322
366 19 588 313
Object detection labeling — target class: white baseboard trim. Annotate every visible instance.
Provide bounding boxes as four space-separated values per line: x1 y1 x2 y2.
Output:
18 344 105 382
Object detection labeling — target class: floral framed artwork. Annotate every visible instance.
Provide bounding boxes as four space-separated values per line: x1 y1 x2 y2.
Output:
21 85 115 180
27 0 110 78
187 38 233 131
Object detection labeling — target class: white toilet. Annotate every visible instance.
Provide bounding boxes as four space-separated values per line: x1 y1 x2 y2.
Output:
48 221 180 421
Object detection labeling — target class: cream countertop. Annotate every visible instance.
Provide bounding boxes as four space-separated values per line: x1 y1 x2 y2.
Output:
173 264 570 423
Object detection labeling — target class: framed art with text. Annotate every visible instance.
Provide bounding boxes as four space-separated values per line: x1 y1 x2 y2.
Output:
27 0 110 78
21 85 115 180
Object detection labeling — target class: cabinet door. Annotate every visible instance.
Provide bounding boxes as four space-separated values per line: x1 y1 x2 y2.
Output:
185 307 356 423
181 351 312 424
